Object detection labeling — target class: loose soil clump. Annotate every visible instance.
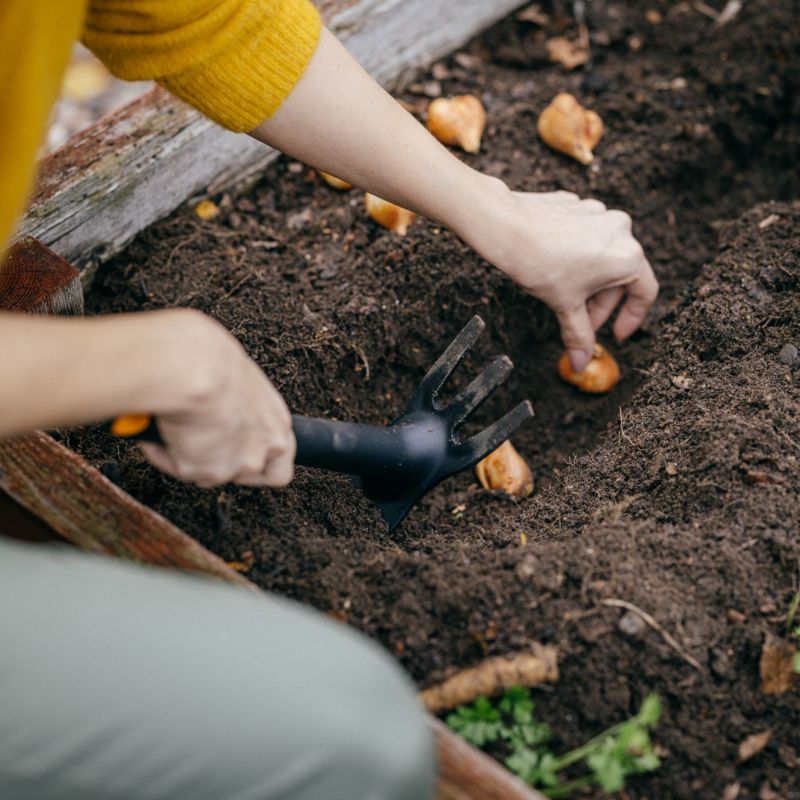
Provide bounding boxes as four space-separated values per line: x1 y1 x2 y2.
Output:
68 2 799 797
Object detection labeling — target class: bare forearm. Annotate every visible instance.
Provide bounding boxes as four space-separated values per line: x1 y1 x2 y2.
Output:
0 310 212 438
249 27 657 369
250 28 507 240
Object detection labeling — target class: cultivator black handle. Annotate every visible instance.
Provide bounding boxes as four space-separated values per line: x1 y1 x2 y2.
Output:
108 316 535 530
109 413 446 480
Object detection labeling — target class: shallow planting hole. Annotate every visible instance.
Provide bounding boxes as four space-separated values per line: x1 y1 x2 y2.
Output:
63 2 800 798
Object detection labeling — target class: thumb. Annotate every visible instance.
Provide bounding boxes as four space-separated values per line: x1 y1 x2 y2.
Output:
556 305 596 372
138 441 179 478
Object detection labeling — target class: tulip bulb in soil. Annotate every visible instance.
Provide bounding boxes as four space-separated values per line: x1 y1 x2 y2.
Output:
537 93 603 165
364 193 416 236
426 95 487 153
475 440 533 500
319 171 353 190
558 343 621 394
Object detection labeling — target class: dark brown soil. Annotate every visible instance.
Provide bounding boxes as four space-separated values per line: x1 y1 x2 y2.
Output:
67 2 800 797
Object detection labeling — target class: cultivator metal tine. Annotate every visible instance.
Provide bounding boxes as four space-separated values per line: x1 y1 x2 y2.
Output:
447 355 513 429
405 316 485 412
452 400 535 470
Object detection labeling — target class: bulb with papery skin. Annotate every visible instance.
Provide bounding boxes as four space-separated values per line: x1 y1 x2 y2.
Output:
537 93 603 165
364 193 416 235
427 95 487 153
557 343 621 393
475 440 534 500
319 171 353 190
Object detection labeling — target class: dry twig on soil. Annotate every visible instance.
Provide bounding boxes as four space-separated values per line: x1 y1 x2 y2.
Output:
420 645 559 714
601 598 705 672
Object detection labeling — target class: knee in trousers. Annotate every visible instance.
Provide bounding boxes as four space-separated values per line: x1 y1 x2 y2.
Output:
323 652 436 800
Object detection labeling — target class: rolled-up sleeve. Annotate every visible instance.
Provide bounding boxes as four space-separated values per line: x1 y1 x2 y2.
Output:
82 0 321 131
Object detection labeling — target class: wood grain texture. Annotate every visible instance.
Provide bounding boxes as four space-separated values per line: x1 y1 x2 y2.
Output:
432 718 546 800
0 238 83 315
0 432 252 586
17 0 524 275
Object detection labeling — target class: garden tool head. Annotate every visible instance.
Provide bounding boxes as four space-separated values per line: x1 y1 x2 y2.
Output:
110 316 534 532
352 315 535 529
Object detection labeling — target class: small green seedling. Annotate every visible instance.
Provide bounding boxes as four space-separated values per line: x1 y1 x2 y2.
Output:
446 689 661 797
787 589 800 675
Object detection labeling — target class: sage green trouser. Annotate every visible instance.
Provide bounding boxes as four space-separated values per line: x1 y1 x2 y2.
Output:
0 538 435 800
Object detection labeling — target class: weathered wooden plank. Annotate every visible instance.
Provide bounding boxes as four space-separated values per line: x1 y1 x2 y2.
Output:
432 718 545 800
18 0 523 277
0 237 83 315
0 491 60 543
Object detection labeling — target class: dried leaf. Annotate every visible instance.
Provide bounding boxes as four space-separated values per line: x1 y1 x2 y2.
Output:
516 3 549 25
722 782 741 800
737 730 772 763
397 98 428 116
760 633 797 694
546 37 589 70
758 213 780 230
410 80 442 98
670 373 693 390
743 469 786 485
759 782 781 800
716 0 743 27
453 52 483 70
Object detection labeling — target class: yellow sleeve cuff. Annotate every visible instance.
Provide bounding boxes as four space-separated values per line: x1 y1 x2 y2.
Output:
83 0 321 132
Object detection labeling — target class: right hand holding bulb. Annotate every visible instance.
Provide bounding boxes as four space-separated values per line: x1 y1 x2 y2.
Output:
457 181 658 373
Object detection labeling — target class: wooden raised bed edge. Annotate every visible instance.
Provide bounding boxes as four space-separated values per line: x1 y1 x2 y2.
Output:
17 0 524 282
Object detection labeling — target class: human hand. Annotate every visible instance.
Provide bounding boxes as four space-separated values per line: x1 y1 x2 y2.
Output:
139 311 295 488
459 184 658 372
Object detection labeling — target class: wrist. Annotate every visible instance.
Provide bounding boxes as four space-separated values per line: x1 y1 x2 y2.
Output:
134 309 233 417
445 171 520 270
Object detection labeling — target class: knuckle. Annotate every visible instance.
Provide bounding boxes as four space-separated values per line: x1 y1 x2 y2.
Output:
612 209 633 230
270 464 294 488
176 462 227 487
172 459 198 483
273 430 294 457
261 451 294 487
583 198 606 212
197 469 228 487
242 450 266 474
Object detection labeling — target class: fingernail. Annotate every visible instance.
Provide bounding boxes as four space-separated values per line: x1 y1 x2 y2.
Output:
568 348 592 372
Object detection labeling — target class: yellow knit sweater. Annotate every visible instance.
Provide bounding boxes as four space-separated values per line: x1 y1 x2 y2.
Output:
0 0 321 255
